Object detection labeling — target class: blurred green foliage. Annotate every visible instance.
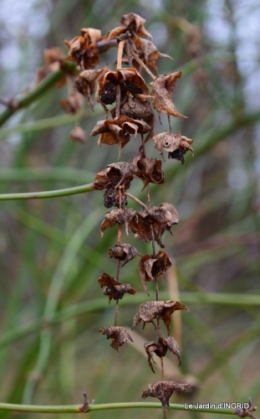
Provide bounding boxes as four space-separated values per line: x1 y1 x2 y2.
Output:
0 1 260 418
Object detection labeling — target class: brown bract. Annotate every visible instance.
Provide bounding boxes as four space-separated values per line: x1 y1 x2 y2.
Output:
75 69 103 110
150 72 187 118
131 154 164 187
98 273 136 303
108 243 139 266
90 116 151 152
144 336 181 373
100 208 136 237
129 203 179 248
69 126 86 143
99 326 133 352
64 28 101 69
142 380 191 409
133 300 188 334
60 92 84 114
138 251 172 295
94 162 137 190
153 131 194 164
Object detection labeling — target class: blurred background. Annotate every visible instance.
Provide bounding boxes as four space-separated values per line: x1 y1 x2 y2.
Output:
0 0 260 418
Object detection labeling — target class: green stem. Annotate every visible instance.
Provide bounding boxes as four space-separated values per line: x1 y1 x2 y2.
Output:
0 401 240 415
0 183 95 201
0 62 77 128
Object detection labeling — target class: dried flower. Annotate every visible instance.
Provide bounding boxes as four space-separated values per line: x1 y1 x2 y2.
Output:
153 131 193 164
108 243 139 266
138 251 172 294
99 326 133 352
133 300 188 334
98 272 136 303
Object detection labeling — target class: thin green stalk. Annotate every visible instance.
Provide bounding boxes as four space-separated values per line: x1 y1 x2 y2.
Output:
0 401 242 415
1 291 260 350
0 183 95 201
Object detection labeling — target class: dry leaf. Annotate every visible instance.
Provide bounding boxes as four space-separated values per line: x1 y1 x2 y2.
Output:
98 273 136 303
133 300 188 334
99 326 133 352
108 243 139 266
153 131 193 164
150 72 187 118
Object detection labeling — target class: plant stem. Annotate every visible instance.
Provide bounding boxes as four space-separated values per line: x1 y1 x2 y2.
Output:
0 401 241 415
0 183 95 201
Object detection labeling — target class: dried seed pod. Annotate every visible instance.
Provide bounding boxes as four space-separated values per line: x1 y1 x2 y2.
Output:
75 68 103 110
100 208 136 237
144 336 181 373
108 243 139 266
106 13 152 40
69 126 86 143
138 251 172 295
60 92 84 114
98 273 136 303
94 162 137 190
99 326 133 352
103 186 128 208
142 380 191 418
64 28 101 69
129 203 179 248
130 154 164 187
150 72 187 118
133 300 188 334
153 131 193 163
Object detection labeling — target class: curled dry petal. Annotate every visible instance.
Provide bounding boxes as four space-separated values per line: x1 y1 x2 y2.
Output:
138 251 172 295
60 92 84 114
142 380 191 408
99 326 133 352
108 243 139 266
129 203 178 248
90 116 151 150
75 69 103 110
98 273 136 303
153 131 194 164
69 126 86 143
133 300 188 334
144 336 181 373
100 208 136 237
150 72 187 118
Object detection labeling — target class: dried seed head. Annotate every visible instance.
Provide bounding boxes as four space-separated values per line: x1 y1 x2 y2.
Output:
100 208 136 237
98 273 136 303
130 154 164 187
144 337 181 373
138 251 172 294
153 131 194 163
108 243 139 266
99 326 133 352
142 380 191 407
129 203 178 248
69 126 86 143
75 69 102 110
133 300 188 334
60 92 84 114
64 28 101 69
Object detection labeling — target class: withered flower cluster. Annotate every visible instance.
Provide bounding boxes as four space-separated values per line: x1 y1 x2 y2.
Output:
49 12 195 418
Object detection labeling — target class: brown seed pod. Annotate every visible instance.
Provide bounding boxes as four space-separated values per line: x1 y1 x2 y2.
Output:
144 336 181 373
108 243 139 266
98 272 136 303
153 131 193 163
99 326 133 352
100 208 136 237
133 300 188 334
138 251 172 295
